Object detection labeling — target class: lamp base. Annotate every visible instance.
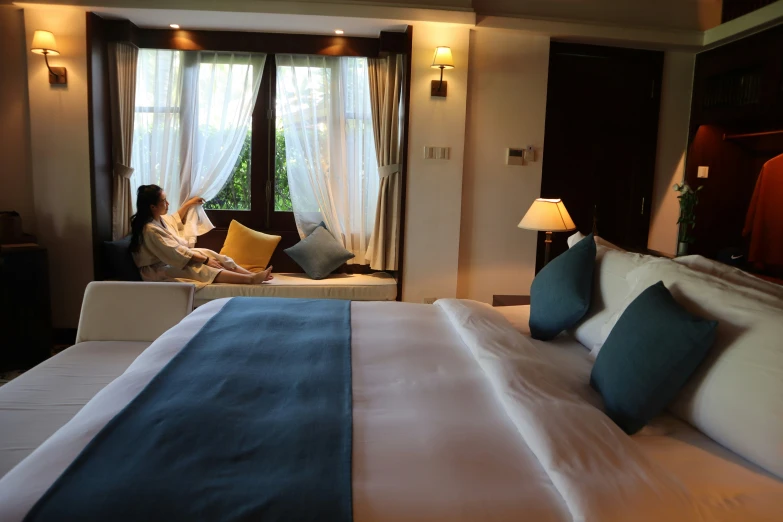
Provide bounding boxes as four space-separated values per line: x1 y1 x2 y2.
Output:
48 67 67 85
431 79 447 97
543 231 553 267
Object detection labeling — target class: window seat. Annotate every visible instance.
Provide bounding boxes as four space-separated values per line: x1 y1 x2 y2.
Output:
194 272 397 306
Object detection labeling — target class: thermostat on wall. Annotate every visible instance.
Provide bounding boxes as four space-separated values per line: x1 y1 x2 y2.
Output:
507 148 525 166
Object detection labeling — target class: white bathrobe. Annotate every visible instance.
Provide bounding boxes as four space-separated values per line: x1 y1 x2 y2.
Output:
132 213 237 287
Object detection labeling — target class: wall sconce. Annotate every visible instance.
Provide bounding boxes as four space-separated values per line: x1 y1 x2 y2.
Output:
31 30 67 85
431 46 454 98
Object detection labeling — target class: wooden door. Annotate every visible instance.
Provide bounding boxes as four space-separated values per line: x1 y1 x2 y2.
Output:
536 43 663 271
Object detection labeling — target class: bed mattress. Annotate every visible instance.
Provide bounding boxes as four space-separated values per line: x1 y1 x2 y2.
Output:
0 300 780 521
0 341 150 477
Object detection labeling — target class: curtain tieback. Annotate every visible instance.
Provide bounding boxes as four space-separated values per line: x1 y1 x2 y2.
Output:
114 163 135 180
379 164 401 178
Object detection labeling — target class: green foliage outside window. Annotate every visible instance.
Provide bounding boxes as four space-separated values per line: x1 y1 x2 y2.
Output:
274 126 293 212
204 127 293 212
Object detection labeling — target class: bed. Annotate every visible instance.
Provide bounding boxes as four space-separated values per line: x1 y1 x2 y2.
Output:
1 249 782 521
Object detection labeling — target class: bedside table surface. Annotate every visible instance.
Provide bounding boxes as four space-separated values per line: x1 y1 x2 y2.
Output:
492 295 531 307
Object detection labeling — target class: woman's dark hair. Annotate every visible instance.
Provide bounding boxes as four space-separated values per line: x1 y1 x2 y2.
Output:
129 185 163 254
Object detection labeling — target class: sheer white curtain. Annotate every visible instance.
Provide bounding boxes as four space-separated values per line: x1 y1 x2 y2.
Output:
131 49 184 209
276 55 378 263
131 50 265 215
179 52 266 204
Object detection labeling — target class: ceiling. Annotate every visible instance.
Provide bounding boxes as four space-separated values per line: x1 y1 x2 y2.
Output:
56 5 410 36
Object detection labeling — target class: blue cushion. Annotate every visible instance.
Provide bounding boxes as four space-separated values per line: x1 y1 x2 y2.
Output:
590 281 718 434
103 236 141 281
529 233 596 340
284 226 355 280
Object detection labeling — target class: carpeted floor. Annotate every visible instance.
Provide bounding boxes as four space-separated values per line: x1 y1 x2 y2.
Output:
0 370 24 386
0 344 70 387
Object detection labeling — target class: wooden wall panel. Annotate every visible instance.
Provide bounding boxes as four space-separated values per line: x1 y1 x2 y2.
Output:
86 12 113 280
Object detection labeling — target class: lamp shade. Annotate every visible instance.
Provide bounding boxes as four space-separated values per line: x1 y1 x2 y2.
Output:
518 198 576 232
431 46 455 69
31 30 59 55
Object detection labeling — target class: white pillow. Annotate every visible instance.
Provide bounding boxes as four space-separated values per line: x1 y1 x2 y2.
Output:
602 258 783 479
566 231 586 248
567 231 626 252
570 246 651 353
674 255 783 300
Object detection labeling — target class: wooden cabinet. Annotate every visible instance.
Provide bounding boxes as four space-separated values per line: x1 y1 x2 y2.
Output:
0 245 52 371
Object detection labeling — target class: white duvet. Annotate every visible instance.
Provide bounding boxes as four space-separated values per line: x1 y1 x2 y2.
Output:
0 299 781 521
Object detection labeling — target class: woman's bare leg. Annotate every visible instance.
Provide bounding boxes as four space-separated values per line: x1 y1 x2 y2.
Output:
213 266 273 285
220 262 274 281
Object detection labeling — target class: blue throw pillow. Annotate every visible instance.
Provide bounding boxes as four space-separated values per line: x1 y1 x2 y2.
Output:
284 226 355 280
103 236 141 281
590 281 718 434
529 233 596 340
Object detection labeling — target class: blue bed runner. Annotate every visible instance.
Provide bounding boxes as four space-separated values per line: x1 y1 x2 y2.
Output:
26 297 353 522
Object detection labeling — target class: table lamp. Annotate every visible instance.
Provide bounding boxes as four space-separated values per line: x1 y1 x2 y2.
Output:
518 198 576 266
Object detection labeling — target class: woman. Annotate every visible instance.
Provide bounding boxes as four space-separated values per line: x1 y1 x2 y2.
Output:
130 185 273 285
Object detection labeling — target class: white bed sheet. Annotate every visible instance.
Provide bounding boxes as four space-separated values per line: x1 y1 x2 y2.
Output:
496 304 783 517
0 341 150 478
0 300 571 522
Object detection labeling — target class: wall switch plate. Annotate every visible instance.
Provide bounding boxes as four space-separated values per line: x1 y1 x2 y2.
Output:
697 166 709 179
507 148 525 166
424 146 450 160
524 146 535 162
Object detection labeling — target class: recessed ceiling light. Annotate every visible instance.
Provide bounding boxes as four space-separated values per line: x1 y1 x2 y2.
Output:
169 24 180 29
334 29 344 35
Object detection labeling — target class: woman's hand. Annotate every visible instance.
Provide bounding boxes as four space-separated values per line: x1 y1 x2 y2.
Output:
177 196 206 222
206 258 224 270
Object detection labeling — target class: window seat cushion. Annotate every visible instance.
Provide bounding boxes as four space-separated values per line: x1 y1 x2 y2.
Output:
194 272 397 306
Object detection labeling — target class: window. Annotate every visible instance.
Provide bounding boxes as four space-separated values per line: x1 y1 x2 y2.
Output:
132 51 377 242
131 50 263 220
203 122 252 211
274 55 378 259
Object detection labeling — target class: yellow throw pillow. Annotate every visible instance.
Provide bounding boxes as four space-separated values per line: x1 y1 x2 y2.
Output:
219 220 281 273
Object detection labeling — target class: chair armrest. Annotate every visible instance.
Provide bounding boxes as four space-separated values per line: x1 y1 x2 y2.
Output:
76 282 195 343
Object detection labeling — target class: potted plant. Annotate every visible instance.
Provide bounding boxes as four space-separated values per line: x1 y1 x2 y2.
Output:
673 182 703 257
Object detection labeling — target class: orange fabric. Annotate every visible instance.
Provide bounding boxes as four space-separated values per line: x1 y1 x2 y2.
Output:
744 154 783 266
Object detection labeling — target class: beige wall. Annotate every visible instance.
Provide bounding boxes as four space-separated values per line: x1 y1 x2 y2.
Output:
0 6 35 233
648 51 695 256
23 6 93 328
456 28 550 303
401 22 471 303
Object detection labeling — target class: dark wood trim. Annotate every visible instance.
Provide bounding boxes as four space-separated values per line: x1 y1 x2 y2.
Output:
396 26 413 302
492 295 531 307
86 12 113 280
379 30 408 55
101 18 381 57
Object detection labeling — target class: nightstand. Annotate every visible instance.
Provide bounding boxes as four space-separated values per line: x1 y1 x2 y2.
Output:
492 295 531 307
